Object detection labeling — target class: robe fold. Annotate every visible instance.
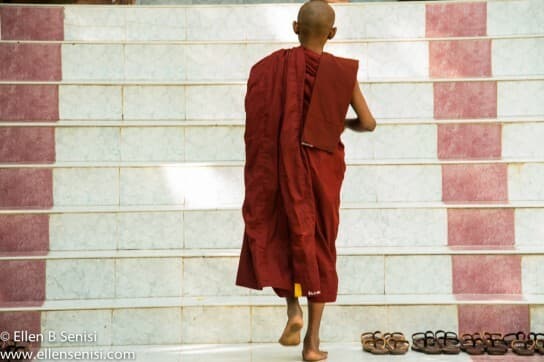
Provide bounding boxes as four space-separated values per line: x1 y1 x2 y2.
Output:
235 45 358 303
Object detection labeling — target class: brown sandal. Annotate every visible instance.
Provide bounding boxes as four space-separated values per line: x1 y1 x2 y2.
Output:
360 331 380 345
529 332 544 355
435 330 461 354
384 332 409 354
511 339 536 356
460 332 486 355
504 331 526 348
363 337 388 354
483 332 508 355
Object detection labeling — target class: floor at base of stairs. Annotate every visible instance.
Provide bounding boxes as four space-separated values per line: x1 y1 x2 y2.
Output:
36 342 544 361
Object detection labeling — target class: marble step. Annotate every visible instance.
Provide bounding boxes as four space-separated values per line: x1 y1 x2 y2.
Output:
0 121 544 161
3 76 544 84
2 252 542 302
3 201 544 213
3 37 544 81
2 1 538 42
2 80 543 122
3 253 543 300
3 163 544 206
21 342 475 362
3 296 542 345
4 158 544 167
3 246 544 260
2 295 543 346
2 206 542 250
2 115 544 126
4 34 544 43
3 294 544 312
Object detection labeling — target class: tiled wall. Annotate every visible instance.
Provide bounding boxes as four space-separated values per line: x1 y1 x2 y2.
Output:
0 5 64 354
1 0 543 346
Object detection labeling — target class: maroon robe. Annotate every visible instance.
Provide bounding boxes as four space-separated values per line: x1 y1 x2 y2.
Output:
235 45 358 302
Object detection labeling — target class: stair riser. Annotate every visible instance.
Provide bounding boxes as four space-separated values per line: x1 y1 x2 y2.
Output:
0 39 516 81
0 164 533 206
17 305 539 345
1 254 542 302
0 208 539 250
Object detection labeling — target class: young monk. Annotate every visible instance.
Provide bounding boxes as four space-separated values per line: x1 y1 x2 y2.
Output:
235 0 376 361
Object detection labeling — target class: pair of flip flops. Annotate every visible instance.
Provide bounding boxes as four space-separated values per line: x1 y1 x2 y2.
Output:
506 331 544 356
411 330 461 354
361 331 409 355
461 331 544 355
461 332 509 355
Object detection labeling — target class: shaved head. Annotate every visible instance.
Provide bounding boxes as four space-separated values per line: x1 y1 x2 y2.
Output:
295 0 336 43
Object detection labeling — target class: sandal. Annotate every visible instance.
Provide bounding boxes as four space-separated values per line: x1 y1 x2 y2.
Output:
361 330 380 345
512 339 536 356
411 331 441 354
361 331 388 354
529 332 544 355
504 331 526 348
435 330 461 354
384 332 409 355
362 337 388 354
483 332 508 355
460 332 486 355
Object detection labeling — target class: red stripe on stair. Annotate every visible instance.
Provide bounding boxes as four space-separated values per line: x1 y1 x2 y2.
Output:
0 127 55 163
426 2 487 37
447 209 515 246
442 164 507 202
0 6 64 40
458 305 529 335
0 168 53 208
0 260 46 303
434 82 497 119
0 6 61 349
0 85 59 121
438 123 501 159
0 311 42 353
0 215 49 253
453 255 521 294
0 44 61 81
430 40 491 78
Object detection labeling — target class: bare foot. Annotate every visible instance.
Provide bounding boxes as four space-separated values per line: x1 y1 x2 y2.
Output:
278 305 303 346
302 336 328 361
302 347 328 361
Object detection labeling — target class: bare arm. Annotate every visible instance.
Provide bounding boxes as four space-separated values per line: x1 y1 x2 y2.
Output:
345 81 376 132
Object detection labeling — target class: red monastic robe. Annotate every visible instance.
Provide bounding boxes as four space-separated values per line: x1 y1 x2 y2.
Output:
235 45 358 302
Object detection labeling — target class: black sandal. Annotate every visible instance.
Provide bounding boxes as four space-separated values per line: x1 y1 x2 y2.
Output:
460 332 486 355
529 332 544 355
483 332 508 355
504 331 526 348
411 331 441 354
435 330 461 354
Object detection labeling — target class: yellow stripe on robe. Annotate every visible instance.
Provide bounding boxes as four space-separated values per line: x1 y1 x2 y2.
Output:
294 283 302 297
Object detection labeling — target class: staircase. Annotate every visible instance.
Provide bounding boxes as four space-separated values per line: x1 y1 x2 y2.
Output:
1 0 543 360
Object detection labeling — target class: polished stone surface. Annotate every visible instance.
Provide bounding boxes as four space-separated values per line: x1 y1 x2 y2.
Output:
36 342 474 362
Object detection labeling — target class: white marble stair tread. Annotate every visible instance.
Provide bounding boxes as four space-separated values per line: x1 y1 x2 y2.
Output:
3 75 544 85
34 342 473 362
4 116 544 127
3 201 544 215
2 294 544 312
3 33 544 44
3 246 544 261
4 158 544 168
